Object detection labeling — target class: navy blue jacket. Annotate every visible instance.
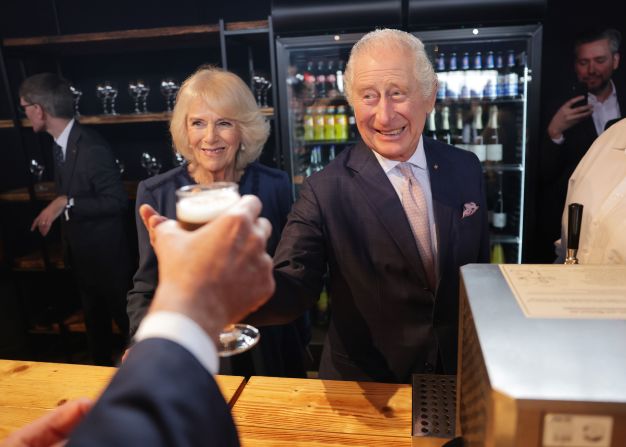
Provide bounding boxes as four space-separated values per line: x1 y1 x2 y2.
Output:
250 139 489 382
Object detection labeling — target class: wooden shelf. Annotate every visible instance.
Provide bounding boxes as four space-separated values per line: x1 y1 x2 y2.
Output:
0 181 138 202
1 20 269 54
2 24 220 50
9 108 273 128
13 246 65 271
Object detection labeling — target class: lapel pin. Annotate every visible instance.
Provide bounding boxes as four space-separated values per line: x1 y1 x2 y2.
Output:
433 164 439 170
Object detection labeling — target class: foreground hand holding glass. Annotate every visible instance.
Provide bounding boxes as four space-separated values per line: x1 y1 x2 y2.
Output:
175 182 261 356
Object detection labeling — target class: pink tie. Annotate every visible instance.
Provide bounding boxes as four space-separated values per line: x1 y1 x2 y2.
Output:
398 162 436 289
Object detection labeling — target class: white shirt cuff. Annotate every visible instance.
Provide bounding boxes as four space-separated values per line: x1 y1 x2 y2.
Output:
551 135 565 145
134 311 219 375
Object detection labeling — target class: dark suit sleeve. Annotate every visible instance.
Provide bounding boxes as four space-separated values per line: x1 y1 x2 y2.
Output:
248 179 325 326
126 182 158 338
539 133 568 186
67 338 239 447
71 142 128 218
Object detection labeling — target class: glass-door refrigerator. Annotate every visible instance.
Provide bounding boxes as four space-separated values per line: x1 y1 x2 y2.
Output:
275 24 542 263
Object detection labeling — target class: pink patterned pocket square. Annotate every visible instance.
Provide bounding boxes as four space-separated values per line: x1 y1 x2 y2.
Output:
462 202 479 219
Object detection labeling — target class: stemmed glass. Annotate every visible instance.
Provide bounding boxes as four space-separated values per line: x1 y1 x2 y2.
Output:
252 76 265 107
175 183 261 357
29 159 45 192
128 81 142 114
261 79 272 108
160 78 180 112
96 83 108 114
69 85 82 117
105 81 118 115
140 152 161 176
138 80 150 113
172 151 185 167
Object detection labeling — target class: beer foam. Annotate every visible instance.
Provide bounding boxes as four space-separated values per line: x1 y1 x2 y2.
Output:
176 188 240 223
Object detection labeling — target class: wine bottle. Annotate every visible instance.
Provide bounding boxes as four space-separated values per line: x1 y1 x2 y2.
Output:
439 106 452 144
470 105 486 162
426 110 438 139
453 108 465 148
492 170 507 230
484 105 503 164
336 59 345 94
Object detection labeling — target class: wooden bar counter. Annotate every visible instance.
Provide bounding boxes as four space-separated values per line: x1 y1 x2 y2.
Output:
0 360 245 440
0 360 447 445
233 376 415 446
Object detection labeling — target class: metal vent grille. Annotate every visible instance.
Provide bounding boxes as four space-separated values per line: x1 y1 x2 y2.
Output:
458 295 490 447
412 374 456 438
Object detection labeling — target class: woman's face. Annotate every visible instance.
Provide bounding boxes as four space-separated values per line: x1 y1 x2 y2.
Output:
186 97 241 181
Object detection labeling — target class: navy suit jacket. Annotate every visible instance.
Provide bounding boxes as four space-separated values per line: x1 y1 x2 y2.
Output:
67 338 239 446
251 138 489 383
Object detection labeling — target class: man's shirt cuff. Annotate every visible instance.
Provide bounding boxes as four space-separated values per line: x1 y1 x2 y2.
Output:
551 135 565 145
134 311 219 375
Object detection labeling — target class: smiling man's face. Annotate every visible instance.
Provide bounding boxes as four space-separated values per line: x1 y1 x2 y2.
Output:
351 46 435 161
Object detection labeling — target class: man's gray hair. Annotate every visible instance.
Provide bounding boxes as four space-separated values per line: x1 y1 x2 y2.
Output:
344 28 437 105
19 73 74 119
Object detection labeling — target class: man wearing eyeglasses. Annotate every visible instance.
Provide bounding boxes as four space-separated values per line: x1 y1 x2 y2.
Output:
19 73 131 366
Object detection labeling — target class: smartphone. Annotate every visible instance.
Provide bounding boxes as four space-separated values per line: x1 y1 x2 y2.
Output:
571 82 588 108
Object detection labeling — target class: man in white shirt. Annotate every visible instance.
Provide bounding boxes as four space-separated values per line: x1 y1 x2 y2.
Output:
556 118 626 264
2 195 274 446
536 28 624 262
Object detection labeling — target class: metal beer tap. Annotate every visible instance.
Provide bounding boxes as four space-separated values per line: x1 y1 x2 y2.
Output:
564 203 583 264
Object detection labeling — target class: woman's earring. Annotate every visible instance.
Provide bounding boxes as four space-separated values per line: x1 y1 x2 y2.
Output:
240 143 246 152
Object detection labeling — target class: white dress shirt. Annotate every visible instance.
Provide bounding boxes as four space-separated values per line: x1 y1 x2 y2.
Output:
54 118 75 161
556 118 626 264
135 311 219 374
372 136 438 259
552 81 621 144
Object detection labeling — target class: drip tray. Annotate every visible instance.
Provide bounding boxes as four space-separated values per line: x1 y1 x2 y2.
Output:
412 374 457 439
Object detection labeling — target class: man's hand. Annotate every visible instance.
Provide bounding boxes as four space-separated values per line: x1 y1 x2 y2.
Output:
30 196 68 236
139 195 275 343
0 398 93 447
547 96 594 140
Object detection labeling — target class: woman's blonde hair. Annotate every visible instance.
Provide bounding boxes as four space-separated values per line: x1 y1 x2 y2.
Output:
170 66 270 170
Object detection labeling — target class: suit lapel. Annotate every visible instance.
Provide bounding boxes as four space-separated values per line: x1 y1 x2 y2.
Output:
61 122 81 195
424 140 454 285
345 142 430 286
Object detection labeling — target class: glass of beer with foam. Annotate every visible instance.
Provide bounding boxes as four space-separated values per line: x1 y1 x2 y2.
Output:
176 182 261 357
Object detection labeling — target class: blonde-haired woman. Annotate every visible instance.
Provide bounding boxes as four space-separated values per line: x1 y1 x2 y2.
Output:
127 66 308 377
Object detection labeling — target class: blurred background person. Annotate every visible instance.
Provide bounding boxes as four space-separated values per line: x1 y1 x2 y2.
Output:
556 118 626 264
20 73 131 366
535 28 624 262
126 66 309 377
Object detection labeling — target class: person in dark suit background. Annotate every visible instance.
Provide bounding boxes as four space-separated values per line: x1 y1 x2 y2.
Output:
1 195 274 447
535 28 624 262
249 29 489 383
20 73 131 366
126 66 309 377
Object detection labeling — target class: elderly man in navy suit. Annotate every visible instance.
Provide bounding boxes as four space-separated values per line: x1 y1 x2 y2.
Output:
251 29 489 383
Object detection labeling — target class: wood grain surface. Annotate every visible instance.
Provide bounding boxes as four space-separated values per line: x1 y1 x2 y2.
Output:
0 360 245 440
233 376 414 446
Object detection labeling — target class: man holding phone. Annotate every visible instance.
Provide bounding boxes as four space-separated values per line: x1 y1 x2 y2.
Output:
535 28 624 262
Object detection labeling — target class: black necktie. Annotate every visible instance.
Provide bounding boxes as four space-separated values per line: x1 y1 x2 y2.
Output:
53 143 64 167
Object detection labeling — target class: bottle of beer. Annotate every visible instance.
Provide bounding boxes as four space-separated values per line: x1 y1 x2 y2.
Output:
303 61 316 100
460 52 471 100
315 60 327 98
348 106 358 140
492 170 507 230
334 105 348 141
490 243 506 263
324 106 336 140
336 59 345 94
326 60 337 95
484 105 503 164
303 106 314 141
313 105 325 141
505 50 519 98
439 106 452 144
